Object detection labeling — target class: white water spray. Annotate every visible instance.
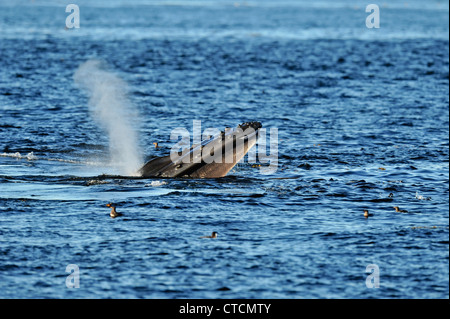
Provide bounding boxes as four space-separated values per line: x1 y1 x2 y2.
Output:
74 60 142 176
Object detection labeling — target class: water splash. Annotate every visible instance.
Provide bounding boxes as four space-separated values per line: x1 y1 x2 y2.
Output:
74 60 142 176
0 152 37 160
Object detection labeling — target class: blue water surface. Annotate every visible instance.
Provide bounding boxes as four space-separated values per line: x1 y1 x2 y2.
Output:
0 0 448 299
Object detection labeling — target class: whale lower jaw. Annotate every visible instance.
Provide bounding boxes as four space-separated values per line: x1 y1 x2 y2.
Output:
139 122 261 178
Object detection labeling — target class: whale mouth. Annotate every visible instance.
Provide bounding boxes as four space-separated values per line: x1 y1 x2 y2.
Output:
139 122 262 178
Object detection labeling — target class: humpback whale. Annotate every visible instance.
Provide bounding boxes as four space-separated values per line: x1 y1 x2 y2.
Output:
139 122 262 178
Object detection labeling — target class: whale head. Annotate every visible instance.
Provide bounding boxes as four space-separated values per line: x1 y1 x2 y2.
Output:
139 121 262 178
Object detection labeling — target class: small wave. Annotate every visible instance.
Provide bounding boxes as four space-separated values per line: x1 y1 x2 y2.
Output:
86 179 110 186
48 158 103 166
0 151 107 167
145 180 168 187
0 151 37 160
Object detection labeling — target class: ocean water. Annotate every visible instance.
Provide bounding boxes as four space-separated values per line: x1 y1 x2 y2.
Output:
0 0 448 299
